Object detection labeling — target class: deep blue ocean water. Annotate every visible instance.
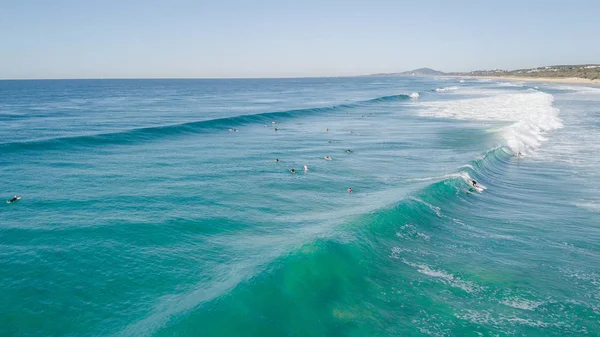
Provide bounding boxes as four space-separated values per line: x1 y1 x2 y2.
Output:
1 77 599 336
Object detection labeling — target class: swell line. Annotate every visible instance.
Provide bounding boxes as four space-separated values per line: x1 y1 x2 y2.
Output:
0 94 411 153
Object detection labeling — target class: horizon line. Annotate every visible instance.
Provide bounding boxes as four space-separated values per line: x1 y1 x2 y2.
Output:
3 63 597 81
0 75 367 81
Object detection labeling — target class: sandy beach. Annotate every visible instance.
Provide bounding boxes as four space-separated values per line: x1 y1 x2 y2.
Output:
459 75 600 85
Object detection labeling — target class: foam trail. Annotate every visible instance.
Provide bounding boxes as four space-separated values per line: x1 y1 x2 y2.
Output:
409 92 420 99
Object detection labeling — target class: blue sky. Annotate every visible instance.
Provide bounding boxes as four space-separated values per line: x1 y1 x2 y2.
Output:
1 0 599 79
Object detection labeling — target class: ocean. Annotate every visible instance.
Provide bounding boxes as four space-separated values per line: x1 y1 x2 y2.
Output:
1 77 599 336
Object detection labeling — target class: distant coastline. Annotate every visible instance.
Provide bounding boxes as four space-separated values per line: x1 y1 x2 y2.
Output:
365 64 600 85
456 75 600 85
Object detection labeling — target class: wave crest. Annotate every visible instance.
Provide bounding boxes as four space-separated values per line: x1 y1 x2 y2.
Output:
417 90 562 154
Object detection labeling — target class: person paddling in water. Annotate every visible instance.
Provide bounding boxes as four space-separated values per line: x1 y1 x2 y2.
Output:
347 188 353 193
290 168 296 173
7 195 20 203
275 158 280 162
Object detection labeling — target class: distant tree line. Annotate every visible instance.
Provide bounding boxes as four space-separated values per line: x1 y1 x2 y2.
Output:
468 65 600 80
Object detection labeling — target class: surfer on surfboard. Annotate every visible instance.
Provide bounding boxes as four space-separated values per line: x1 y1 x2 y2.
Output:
6 196 20 203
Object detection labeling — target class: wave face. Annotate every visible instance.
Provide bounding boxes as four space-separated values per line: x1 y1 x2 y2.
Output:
2 77 600 337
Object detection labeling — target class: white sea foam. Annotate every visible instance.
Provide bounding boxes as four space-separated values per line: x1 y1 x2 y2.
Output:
403 172 466 183
389 247 411 259
456 310 554 328
409 92 420 99
402 259 481 293
497 81 525 87
396 224 430 241
416 89 562 154
435 86 458 93
501 297 544 311
408 197 442 217
574 201 600 213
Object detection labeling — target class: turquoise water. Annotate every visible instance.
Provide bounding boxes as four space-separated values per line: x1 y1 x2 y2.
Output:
1 77 599 336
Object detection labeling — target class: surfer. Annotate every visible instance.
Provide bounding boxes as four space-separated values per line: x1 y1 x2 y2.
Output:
7 195 20 203
324 156 332 161
346 149 351 153
469 179 478 187
304 164 308 172
347 188 353 193
290 168 296 173
274 127 278 131
275 158 280 162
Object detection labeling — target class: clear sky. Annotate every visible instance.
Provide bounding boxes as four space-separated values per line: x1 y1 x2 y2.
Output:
1 0 599 79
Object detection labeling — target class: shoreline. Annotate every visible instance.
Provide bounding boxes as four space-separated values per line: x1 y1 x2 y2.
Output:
455 75 600 85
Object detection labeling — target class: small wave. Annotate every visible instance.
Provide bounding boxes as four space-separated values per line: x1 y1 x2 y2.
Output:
409 92 420 99
434 86 458 93
364 94 411 104
403 172 466 183
497 81 525 87
251 99 282 104
574 201 600 213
